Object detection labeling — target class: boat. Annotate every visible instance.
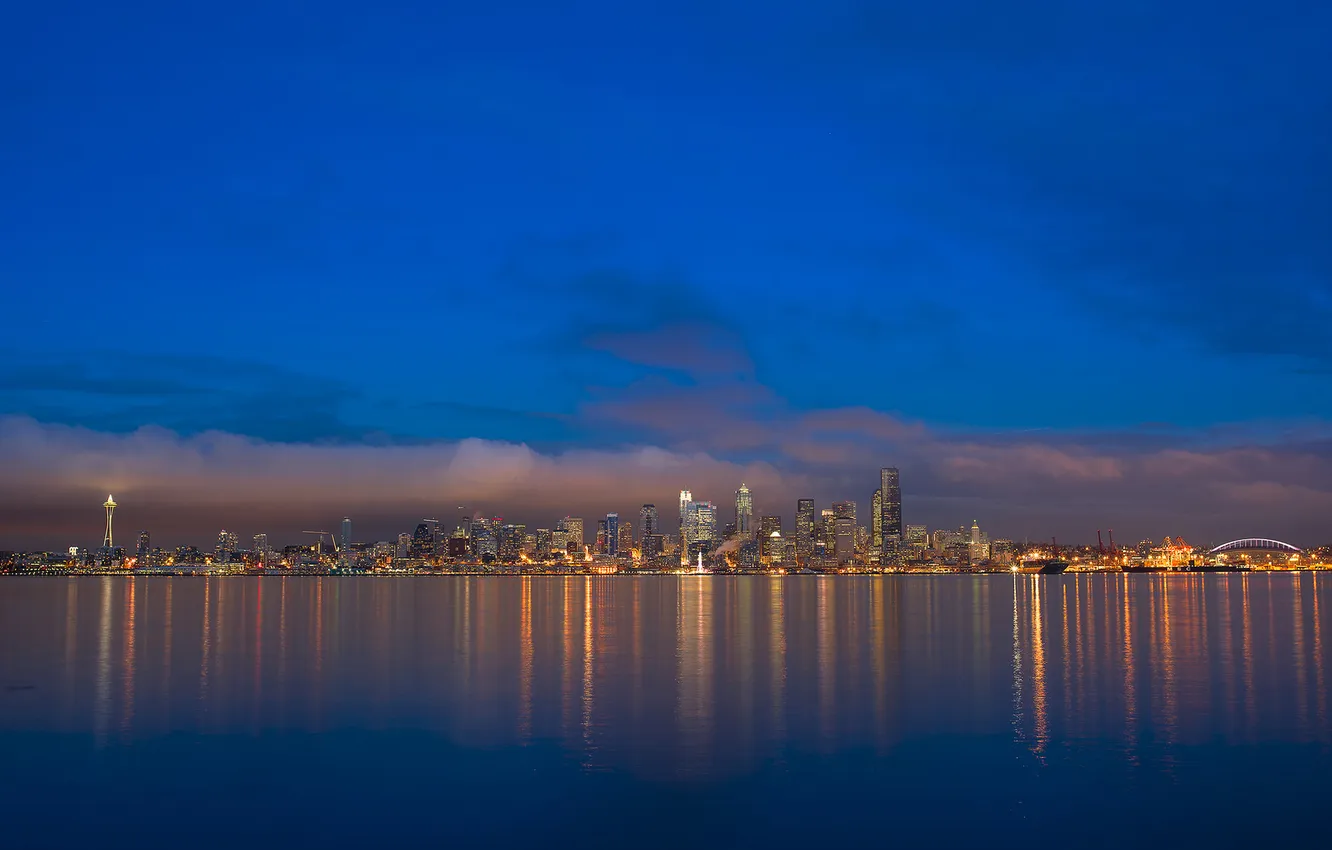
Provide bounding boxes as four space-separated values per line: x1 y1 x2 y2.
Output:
1017 559 1070 575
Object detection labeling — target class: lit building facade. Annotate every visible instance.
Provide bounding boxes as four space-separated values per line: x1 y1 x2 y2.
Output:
735 484 753 537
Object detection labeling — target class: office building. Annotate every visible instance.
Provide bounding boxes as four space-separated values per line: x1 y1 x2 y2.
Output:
136 531 150 559
795 499 815 558
735 483 753 537
340 517 352 565
679 490 692 541
880 467 901 554
618 521 633 557
498 524 525 562
606 513 620 556
640 504 659 537
216 530 239 562
683 500 717 560
872 489 883 549
834 516 855 562
560 517 584 551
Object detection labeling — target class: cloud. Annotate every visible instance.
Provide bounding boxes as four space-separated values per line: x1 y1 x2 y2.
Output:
5 406 1332 552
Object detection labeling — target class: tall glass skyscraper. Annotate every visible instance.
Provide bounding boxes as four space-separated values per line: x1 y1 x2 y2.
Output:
795 499 815 559
734 483 753 537
640 504 659 536
606 513 620 556
880 467 902 553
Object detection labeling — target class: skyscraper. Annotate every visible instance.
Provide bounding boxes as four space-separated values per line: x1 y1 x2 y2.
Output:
561 517 584 551
216 529 239 562
834 516 855 562
640 504 659 537
872 489 883 549
679 489 692 541
683 500 716 560
879 468 902 554
618 521 633 557
253 533 269 567
760 514 782 561
606 512 620 556
734 483 753 537
795 499 815 559
136 530 150 558
340 517 352 565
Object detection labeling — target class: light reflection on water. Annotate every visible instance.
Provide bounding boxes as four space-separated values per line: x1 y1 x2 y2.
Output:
2 574 1329 772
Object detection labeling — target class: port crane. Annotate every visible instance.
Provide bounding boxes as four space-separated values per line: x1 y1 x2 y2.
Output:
301 530 338 559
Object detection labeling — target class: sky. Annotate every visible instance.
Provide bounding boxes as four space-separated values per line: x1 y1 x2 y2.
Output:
2 0 1331 549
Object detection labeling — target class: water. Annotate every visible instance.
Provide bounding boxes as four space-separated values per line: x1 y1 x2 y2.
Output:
1 574 1329 847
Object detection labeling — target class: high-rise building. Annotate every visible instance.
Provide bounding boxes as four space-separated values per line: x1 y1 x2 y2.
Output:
905 524 928 552
596 519 608 554
879 468 902 554
968 520 989 564
640 504 659 537
216 530 239 562
795 499 815 559
735 483 753 537
872 489 883 549
819 509 836 556
410 522 434 559
560 517 584 551
683 500 717 560
136 530 150 559
606 513 620 556
834 516 855 562
642 534 664 559
618 521 633 557
471 518 499 559
498 524 525 562
253 533 269 567
760 514 782 561
340 517 352 565
833 501 856 526
679 490 692 541
397 532 412 558
535 528 553 559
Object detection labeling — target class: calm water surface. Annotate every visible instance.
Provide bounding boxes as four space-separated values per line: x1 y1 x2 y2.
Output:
2 574 1329 847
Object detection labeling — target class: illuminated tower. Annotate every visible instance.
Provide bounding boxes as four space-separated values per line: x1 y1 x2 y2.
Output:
679 489 692 540
734 483 753 537
102 494 117 548
879 468 901 554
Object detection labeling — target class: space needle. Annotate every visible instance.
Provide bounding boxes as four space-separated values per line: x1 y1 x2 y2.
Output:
103 494 117 548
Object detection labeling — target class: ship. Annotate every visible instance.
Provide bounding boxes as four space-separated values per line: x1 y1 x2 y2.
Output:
1017 559 1070 575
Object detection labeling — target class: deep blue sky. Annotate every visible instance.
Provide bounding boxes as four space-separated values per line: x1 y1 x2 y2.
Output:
2 1 1331 546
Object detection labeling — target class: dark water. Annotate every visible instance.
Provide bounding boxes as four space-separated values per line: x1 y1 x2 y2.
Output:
2 574 1329 848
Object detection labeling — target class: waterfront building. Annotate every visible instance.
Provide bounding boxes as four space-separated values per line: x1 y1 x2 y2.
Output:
397 532 411 558
136 531 150 559
340 517 352 566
